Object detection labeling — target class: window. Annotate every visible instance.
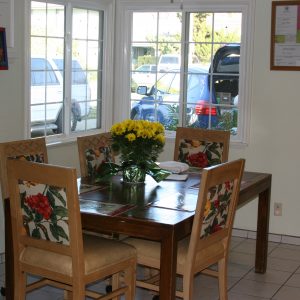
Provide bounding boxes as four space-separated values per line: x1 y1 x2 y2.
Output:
26 0 114 139
115 1 254 143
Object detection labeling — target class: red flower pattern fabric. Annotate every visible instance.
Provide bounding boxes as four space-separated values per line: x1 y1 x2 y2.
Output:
178 139 224 168
86 147 114 178
25 193 53 220
187 152 209 168
200 180 234 238
20 182 69 245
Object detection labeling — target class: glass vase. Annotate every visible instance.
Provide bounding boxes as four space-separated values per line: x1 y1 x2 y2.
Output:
122 164 146 184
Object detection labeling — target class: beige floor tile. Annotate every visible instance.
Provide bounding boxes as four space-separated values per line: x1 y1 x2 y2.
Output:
269 247 300 262
227 262 253 277
228 291 269 300
277 243 300 251
229 251 255 266
230 278 281 298
267 257 300 272
285 273 300 288
272 285 300 300
231 238 257 254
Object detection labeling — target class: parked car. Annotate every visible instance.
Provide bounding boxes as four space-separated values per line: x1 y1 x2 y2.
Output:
30 57 91 134
130 44 240 130
131 64 157 88
157 54 181 72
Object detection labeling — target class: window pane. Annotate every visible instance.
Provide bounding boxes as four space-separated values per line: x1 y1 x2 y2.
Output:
30 1 106 138
71 8 102 133
73 9 88 40
213 13 241 43
30 3 65 138
31 2 47 36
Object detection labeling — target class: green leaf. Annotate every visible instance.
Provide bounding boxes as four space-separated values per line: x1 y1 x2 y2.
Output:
23 204 34 220
32 228 41 239
53 206 68 218
50 213 57 224
34 213 43 223
49 186 66 207
95 162 122 182
20 191 26 208
50 223 59 241
56 225 69 241
37 223 50 240
46 189 56 207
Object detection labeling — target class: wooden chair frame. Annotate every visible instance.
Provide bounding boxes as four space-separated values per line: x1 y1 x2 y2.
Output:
7 159 136 299
126 159 245 300
174 127 230 165
0 137 48 201
77 132 114 178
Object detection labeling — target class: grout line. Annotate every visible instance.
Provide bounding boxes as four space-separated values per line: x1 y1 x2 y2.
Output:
232 228 300 245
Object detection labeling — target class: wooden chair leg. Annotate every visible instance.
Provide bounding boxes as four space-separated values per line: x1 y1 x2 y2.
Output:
218 258 228 300
72 284 85 300
14 271 26 300
64 290 72 299
182 272 193 300
123 264 136 300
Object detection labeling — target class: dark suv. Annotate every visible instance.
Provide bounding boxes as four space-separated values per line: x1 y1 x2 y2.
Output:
130 45 240 131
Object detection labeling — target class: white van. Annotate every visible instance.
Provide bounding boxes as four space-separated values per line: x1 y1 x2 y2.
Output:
157 54 181 72
30 58 91 134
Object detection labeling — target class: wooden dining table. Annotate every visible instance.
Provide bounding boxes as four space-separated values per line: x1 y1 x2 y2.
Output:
4 170 272 300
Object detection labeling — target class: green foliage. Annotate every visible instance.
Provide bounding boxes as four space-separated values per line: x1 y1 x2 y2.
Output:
137 55 156 66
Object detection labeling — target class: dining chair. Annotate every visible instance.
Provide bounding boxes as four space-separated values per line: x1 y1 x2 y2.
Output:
0 137 48 298
0 137 48 201
6 159 137 299
125 158 245 300
174 127 230 168
77 132 114 178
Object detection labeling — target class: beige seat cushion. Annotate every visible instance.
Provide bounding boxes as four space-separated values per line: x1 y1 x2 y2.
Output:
125 237 224 274
21 234 137 276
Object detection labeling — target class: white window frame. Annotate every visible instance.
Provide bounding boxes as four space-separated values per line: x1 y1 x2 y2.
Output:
114 0 255 145
24 0 115 144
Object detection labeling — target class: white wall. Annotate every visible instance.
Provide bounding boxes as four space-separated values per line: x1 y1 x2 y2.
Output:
1 0 300 253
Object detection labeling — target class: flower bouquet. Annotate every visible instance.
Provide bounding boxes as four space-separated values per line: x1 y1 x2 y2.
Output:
96 119 171 183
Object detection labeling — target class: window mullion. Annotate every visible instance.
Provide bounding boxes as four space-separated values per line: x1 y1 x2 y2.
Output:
64 3 72 135
180 10 189 128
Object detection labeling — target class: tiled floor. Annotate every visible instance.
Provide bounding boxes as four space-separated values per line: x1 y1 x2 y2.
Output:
2 237 300 299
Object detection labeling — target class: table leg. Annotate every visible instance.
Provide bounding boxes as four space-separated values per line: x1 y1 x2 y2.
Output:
159 232 177 300
255 187 271 273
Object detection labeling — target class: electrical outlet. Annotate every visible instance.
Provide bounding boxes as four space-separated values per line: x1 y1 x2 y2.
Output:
274 202 282 216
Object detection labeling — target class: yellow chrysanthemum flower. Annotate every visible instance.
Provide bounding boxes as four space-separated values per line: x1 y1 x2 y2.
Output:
125 133 136 142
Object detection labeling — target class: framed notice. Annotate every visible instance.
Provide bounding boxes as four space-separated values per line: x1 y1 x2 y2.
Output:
271 1 300 70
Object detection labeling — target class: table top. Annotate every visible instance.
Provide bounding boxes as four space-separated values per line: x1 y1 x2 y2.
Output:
79 170 272 227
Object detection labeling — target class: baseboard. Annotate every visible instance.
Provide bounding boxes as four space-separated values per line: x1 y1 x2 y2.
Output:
232 228 300 245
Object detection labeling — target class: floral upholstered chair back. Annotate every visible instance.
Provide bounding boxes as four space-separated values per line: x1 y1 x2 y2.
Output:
7 159 80 254
174 127 230 169
190 159 244 252
0 137 48 201
77 133 114 178
178 139 224 168
19 180 69 245
85 146 114 178
200 180 234 238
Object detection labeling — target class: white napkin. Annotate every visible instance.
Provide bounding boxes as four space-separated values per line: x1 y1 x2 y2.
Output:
159 161 189 174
